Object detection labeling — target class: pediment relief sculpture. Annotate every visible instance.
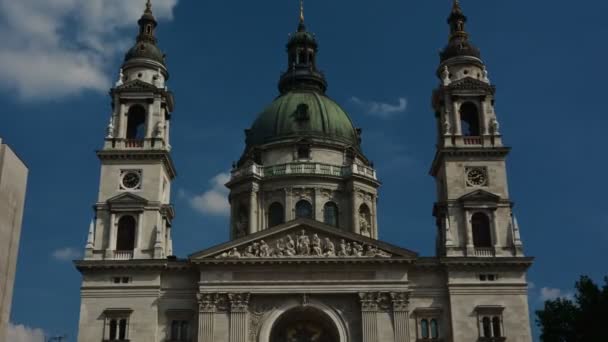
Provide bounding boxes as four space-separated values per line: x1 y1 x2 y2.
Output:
214 229 391 259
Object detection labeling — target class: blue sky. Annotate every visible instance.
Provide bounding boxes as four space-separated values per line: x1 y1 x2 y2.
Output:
1 0 607 341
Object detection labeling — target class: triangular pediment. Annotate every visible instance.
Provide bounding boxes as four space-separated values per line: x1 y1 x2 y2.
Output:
458 189 501 203
448 77 496 93
189 219 418 261
116 79 158 91
107 192 148 205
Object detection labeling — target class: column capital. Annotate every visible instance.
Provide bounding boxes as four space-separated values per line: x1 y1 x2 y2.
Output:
390 292 410 312
229 293 251 313
358 292 379 312
197 293 217 313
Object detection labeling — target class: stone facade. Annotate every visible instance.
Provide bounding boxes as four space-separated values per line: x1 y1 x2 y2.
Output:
76 2 533 342
0 138 28 341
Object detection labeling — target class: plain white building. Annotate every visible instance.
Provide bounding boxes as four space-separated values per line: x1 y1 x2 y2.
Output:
76 1 533 341
0 138 28 341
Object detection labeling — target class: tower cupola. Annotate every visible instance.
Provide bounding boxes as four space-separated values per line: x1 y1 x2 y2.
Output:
440 0 481 62
278 1 328 94
124 0 167 67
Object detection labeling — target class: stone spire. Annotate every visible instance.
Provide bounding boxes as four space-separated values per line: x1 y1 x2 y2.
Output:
278 2 328 94
440 0 481 62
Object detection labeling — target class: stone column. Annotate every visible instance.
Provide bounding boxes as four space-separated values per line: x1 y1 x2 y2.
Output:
391 292 410 342
314 188 323 222
285 188 294 221
491 210 500 251
229 293 250 342
352 189 360 235
145 99 155 139
453 100 462 136
106 213 117 258
359 292 378 342
372 196 379 239
197 293 216 342
465 210 475 255
248 189 258 235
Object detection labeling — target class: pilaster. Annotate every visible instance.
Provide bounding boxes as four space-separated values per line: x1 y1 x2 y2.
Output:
229 293 250 342
359 292 378 342
197 293 216 342
391 292 410 342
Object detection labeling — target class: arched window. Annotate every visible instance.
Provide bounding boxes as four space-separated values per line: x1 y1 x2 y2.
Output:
359 204 372 237
430 319 439 338
295 200 313 219
420 319 429 338
126 105 147 140
323 202 339 227
482 317 492 338
460 102 480 136
472 212 492 248
492 317 502 337
268 202 285 228
116 216 136 251
298 49 307 65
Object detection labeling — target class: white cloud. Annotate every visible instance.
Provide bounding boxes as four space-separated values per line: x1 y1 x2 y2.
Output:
189 172 231 216
0 0 178 100
540 287 574 301
51 247 81 261
7 322 45 342
350 96 408 119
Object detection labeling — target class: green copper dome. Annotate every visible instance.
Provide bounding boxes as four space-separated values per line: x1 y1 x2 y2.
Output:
125 41 166 65
247 91 359 147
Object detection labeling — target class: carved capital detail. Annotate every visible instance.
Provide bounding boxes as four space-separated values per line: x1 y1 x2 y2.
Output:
359 292 379 312
229 293 251 313
390 292 410 312
197 293 217 313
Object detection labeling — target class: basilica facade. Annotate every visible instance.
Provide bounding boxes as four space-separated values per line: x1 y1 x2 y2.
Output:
75 1 534 341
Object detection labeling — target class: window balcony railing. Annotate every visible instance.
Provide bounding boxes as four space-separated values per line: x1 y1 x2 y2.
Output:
474 248 495 257
463 136 483 145
124 139 144 148
230 162 377 181
114 251 134 260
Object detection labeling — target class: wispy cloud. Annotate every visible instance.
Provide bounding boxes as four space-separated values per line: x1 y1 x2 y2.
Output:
188 172 231 216
0 0 178 100
540 287 574 301
7 322 45 342
51 247 81 261
349 96 408 119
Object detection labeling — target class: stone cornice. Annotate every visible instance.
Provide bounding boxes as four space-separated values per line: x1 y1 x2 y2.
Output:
97 149 177 180
74 259 192 272
430 147 510 177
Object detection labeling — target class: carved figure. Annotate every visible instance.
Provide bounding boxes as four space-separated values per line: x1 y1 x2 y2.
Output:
244 245 255 257
311 234 322 256
115 68 124 87
275 238 285 257
106 117 115 139
352 242 364 257
297 230 310 255
259 240 270 257
155 121 164 139
338 239 348 256
490 118 500 135
285 235 296 256
482 66 490 83
365 245 377 257
228 248 241 258
443 118 451 135
359 214 371 238
324 238 335 256
441 65 451 86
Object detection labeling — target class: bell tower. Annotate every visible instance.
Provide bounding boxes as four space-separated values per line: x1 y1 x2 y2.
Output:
431 0 524 258
84 0 176 261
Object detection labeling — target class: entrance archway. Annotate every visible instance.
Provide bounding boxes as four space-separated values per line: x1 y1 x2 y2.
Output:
269 306 339 342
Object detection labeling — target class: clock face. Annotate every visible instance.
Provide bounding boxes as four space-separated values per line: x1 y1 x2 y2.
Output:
466 168 488 187
121 171 141 190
